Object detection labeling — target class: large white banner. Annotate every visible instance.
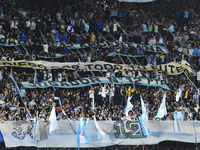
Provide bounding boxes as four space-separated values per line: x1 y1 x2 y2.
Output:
0 61 195 76
0 120 200 148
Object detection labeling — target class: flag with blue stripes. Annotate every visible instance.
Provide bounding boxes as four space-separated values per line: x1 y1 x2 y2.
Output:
139 112 151 136
125 96 133 118
32 118 37 143
156 92 167 118
173 111 184 132
77 117 90 145
139 96 150 136
94 115 107 140
84 118 89 129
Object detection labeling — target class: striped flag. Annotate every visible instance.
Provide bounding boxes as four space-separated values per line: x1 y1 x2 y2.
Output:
156 92 167 118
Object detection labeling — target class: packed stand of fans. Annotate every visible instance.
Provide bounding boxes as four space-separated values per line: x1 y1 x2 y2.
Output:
0 0 198 126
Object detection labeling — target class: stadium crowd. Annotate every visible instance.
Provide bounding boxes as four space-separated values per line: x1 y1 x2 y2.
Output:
0 0 198 122
0 0 199 149
0 0 198 149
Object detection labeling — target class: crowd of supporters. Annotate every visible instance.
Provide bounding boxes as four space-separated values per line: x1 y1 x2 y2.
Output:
0 0 199 149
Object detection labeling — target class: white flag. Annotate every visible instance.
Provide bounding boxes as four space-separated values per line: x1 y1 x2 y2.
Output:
49 106 58 134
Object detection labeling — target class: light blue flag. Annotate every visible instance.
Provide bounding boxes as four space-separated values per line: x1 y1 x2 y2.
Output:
173 111 185 132
9 74 31 117
156 92 167 118
139 112 151 136
141 96 146 114
94 115 107 140
77 117 90 150
49 106 59 134
32 118 37 143
125 96 133 118
139 96 151 136
84 118 89 129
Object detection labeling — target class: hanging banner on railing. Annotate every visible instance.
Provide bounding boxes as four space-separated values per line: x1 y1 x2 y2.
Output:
0 120 200 148
0 60 194 76
21 77 169 89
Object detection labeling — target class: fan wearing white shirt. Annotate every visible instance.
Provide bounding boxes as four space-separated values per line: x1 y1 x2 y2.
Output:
181 58 190 66
101 84 108 105
122 69 128 77
106 71 111 77
127 69 132 77
110 85 115 97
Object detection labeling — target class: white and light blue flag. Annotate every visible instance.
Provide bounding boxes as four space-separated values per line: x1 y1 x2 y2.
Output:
139 112 151 136
49 106 59 134
94 116 107 140
141 96 146 114
32 118 37 143
77 117 90 147
139 96 150 136
156 92 167 118
173 111 185 132
125 96 133 118
84 118 89 129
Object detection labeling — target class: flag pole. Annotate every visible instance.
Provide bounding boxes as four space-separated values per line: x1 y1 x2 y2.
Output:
183 72 199 106
9 74 32 117
36 111 39 150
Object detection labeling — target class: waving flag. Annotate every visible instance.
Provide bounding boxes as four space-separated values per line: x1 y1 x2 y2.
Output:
84 118 89 129
94 116 107 140
156 92 167 118
49 106 58 134
32 117 48 142
139 96 150 136
77 117 90 150
125 96 133 118
139 112 151 136
173 111 185 132
32 118 37 143
141 96 146 114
